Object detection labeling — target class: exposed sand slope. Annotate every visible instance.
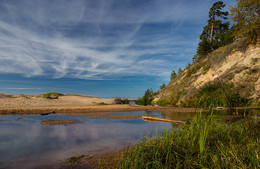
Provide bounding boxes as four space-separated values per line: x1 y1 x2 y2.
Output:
154 41 260 104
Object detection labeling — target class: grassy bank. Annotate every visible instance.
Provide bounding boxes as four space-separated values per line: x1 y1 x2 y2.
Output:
119 112 259 168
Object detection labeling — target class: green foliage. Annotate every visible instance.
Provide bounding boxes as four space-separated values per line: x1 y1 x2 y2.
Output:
184 82 249 108
178 68 183 75
197 33 211 58
42 92 64 99
186 68 192 78
92 101 108 105
185 63 191 69
160 83 166 90
196 1 233 59
170 70 177 80
203 62 211 74
120 114 260 168
156 98 178 106
136 89 154 106
230 0 260 43
114 97 129 104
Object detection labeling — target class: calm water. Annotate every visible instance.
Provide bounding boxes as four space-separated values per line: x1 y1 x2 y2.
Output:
0 111 189 169
0 109 259 169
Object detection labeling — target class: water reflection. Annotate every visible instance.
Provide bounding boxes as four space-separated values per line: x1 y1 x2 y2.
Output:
0 112 172 169
1 109 259 169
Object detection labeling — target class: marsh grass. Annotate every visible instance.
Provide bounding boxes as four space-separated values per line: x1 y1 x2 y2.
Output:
119 111 260 169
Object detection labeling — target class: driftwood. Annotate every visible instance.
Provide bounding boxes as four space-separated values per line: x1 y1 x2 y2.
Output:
142 116 186 124
40 111 56 116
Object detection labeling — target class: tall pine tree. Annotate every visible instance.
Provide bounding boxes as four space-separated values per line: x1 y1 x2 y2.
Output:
196 1 231 60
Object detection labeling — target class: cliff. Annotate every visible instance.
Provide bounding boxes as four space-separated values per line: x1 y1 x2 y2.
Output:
153 39 260 107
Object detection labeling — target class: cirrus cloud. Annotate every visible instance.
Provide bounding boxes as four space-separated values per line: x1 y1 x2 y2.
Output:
0 0 234 81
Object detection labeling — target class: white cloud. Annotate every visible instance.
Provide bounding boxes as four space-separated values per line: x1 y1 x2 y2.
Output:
3 88 42 90
0 0 221 80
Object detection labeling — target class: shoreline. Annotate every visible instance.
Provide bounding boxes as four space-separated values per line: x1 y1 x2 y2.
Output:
0 104 200 115
0 95 200 115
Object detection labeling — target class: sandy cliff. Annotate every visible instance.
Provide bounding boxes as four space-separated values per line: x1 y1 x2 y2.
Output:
154 39 260 105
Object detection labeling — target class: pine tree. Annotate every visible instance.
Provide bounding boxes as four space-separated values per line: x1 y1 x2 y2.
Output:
208 1 229 47
170 70 177 80
196 1 231 59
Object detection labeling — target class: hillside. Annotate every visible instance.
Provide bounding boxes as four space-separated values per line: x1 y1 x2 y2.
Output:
153 39 260 107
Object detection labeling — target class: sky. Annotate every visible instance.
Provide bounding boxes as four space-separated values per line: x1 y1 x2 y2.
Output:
0 0 235 98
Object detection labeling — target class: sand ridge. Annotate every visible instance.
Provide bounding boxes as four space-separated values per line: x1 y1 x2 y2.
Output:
0 95 114 109
0 95 199 114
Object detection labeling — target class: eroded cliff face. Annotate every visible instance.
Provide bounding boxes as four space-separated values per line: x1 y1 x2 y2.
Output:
154 40 260 105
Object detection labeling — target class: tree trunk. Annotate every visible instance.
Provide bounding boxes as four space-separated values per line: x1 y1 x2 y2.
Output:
210 22 214 48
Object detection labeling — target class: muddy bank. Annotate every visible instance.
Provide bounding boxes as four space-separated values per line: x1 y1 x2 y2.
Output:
71 114 146 120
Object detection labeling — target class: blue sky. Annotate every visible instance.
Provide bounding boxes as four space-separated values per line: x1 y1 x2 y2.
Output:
0 0 235 98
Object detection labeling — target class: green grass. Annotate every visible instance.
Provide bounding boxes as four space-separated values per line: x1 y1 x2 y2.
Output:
119 112 260 169
183 82 250 108
92 102 108 105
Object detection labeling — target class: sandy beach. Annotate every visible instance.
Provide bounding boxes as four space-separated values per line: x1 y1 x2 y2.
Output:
0 95 198 114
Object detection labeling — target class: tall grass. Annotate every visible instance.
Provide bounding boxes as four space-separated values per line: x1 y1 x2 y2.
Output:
119 112 259 168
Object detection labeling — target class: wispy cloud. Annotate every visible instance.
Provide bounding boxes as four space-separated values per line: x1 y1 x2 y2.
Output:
3 88 42 90
0 0 229 80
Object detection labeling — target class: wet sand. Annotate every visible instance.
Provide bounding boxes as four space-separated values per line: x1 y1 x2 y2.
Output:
0 95 199 114
71 114 146 120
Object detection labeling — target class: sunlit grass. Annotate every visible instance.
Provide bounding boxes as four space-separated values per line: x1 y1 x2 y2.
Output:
119 111 260 168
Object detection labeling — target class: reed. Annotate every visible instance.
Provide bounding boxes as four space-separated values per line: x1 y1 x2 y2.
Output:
119 111 259 168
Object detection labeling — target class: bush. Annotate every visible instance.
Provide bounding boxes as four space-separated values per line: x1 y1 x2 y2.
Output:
114 97 129 104
156 98 177 106
97 102 108 105
184 82 249 108
186 68 192 78
136 89 154 106
42 92 64 99
160 83 166 90
203 62 210 74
